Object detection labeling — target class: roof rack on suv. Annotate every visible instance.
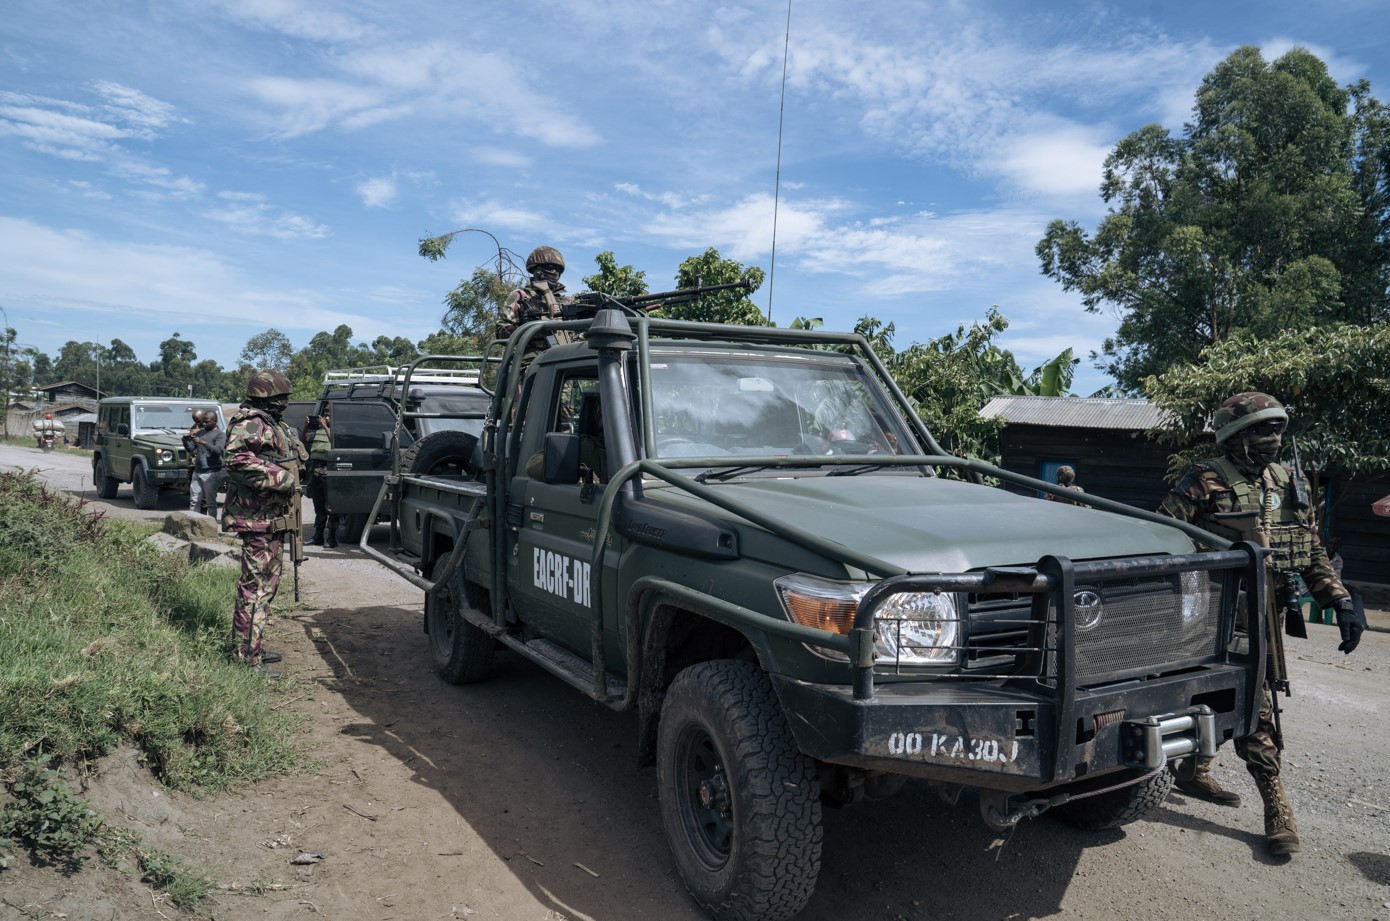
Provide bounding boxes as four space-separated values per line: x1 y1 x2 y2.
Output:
323 365 480 388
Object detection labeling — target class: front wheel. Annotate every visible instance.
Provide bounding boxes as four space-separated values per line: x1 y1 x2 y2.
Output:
1051 768 1174 830
425 557 494 684
131 465 159 509
657 660 822 921
95 458 120 499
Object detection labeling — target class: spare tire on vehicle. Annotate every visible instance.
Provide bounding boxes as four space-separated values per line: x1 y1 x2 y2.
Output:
400 431 481 478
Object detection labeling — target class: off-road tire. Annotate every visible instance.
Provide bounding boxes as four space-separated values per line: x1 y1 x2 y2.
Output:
401 431 480 478
1052 768 1174 830
131 464 159 509
94 458 120 499
657 660 822 921
425 557 494 684
337 513 370 544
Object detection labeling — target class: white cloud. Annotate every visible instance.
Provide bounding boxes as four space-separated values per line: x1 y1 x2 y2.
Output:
203 192 329 239
206 0 376 43
357 174 398 208
446 199 551 236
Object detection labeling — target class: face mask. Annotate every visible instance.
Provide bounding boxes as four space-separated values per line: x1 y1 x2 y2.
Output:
1242 431 1283 465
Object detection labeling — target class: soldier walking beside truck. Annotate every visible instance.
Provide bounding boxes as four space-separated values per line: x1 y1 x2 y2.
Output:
223 370 306 677
1158 391 1366 856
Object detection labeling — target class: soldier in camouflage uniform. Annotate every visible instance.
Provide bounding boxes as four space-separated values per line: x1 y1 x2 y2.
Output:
301 402 337 548
1158 392 1366 856
499 246 574 340
1044 465 1085 505
223 370 307 676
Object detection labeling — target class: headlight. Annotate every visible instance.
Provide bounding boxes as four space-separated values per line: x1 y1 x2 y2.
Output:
158 449 175 463
774 574 960 666
1179 570 1211 625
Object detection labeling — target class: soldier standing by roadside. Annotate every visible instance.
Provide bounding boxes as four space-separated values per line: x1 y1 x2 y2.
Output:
1158 391 1365 856
302 402 338 548
223 370 306 677
185 410 226 522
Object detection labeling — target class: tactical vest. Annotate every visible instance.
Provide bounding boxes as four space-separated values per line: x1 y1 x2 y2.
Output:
308 426 332 462
1197 456 1314 570
224 408 304 533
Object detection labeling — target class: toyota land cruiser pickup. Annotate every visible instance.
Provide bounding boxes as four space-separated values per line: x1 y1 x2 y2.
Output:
363 308 1266 921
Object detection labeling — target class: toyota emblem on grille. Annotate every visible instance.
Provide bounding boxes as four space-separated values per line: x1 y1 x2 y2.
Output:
1074 590 1103 630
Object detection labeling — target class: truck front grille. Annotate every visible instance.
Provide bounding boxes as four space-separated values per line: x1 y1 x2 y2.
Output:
966 568 1230 685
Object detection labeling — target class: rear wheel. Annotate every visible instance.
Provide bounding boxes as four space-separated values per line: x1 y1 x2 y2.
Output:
337 513 370 544
425 557 494 684
657 660 822 921
94 458 119 499
1051 769 1174 830
131 465 159 509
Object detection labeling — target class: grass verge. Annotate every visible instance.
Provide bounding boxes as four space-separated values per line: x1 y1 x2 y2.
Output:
0 469 305 906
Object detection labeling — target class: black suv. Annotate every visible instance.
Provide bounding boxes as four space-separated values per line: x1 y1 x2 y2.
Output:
307 365 489 542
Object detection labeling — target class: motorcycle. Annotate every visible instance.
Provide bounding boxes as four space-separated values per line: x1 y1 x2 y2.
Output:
41 431 55 452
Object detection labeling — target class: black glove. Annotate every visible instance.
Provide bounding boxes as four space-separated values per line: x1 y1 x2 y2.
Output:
1334 595 1366 654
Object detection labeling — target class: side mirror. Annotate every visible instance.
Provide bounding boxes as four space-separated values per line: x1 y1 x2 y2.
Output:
542 433 581 484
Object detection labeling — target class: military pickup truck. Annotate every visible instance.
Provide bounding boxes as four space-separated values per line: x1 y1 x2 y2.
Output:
363 307 1267 921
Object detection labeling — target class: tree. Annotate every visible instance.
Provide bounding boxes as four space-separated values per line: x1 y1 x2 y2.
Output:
1038 46 1390 392
287 325 375 398
440 267 512 353
1144 323 1390 489
240 329 294 373
666 248 767 325
582 252 649 298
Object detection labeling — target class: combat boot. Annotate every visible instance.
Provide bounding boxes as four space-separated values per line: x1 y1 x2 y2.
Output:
1253 772 1300 856
307 525 324 546
324 515 339 548
1172 756 1241 807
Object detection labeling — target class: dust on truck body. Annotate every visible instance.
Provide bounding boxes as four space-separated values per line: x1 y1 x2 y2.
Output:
364 306 1266 921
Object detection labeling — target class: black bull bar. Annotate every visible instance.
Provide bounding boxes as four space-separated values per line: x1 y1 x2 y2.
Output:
774 544 1267 794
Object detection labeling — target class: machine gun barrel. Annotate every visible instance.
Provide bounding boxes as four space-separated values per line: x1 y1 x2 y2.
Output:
565 278 757 319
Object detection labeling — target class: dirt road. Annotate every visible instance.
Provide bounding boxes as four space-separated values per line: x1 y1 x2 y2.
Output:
2 443 1389 921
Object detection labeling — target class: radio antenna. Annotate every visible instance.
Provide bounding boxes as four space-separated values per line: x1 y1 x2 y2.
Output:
767 0 792 323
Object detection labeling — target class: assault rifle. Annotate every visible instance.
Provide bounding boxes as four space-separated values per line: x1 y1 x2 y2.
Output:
1212 509 1293 750
1287 433 1311 512
269 452 306 602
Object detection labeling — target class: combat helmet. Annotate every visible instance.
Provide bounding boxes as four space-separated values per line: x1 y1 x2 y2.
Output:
1213 392 1287 444
246 369 292 400
525 245 565 273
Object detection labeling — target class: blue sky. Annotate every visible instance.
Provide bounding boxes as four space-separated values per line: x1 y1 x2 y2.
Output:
2 1 1387 397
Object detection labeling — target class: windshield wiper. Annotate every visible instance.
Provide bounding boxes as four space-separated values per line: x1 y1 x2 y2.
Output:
827 463 889 476
695 465 777 483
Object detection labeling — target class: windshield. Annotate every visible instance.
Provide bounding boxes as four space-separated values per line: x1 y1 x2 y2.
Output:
647 352 918 458
133 402 221 433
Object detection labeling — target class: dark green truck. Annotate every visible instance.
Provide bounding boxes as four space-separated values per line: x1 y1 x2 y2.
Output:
364 309 1267 921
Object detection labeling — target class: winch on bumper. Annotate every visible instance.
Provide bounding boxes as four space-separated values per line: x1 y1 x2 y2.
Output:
771 546 1266 812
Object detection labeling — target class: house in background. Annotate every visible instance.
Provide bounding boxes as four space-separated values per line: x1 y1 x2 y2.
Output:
35 381 102 413
978 395 1387 585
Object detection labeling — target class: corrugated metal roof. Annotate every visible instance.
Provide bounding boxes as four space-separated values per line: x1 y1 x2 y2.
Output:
978 395 1170 431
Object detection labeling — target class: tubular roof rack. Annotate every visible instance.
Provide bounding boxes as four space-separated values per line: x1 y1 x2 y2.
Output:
322 365 480 388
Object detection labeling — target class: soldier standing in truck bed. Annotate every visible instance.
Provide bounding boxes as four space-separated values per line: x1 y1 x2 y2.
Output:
1158 391 1365 857
498 246 574 341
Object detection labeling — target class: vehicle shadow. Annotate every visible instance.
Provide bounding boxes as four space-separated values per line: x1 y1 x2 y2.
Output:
306 601 1110 921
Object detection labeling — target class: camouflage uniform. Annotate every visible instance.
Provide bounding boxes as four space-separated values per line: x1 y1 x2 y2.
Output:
1158 392 1364 856
302 407 338 547
499 246 575 341
1045 465 1085 506
223 370 306 672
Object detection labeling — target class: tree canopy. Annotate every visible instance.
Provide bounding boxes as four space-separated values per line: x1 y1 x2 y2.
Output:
1144 323 1390 482
666 248 767 325
1038 46 1390 392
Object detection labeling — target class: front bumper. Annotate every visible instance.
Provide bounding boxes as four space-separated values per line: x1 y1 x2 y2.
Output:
774 546 1267 794
148 465 192 483
772 666 1241 794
